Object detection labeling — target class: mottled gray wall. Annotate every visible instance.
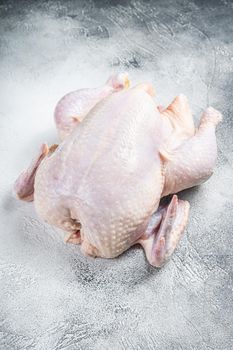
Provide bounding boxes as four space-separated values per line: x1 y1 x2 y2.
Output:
0 0 233 349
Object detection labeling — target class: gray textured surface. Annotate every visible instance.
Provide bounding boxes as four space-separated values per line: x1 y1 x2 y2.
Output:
0 0 233 349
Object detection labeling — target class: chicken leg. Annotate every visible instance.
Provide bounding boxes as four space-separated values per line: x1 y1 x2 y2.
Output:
162 107 222 196
54 73 130 140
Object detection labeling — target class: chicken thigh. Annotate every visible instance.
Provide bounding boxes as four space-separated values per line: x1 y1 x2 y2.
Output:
14 73 222 267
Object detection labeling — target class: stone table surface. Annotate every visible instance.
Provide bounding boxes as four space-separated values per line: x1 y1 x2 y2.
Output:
0 0 232 349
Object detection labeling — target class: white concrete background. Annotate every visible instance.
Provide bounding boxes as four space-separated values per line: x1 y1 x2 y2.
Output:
0 0 232 349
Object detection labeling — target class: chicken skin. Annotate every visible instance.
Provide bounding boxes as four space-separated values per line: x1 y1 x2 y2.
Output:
14 73 222 267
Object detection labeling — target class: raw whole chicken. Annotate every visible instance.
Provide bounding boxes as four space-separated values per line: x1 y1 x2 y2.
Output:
14 73 222 267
